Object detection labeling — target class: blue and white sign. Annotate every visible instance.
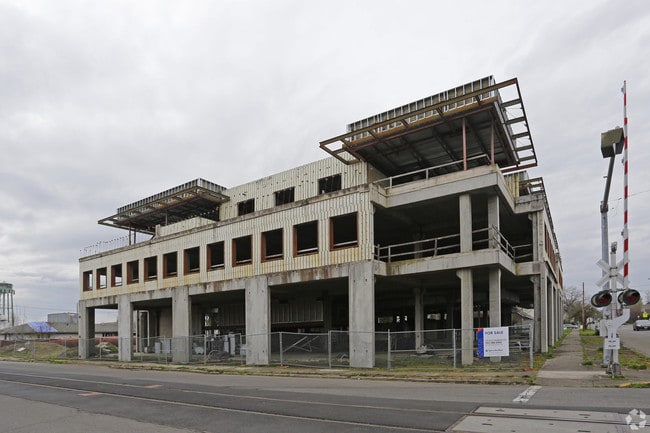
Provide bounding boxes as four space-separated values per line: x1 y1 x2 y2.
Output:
477 326 510 357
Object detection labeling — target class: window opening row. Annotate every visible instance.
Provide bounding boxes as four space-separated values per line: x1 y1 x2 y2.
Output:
236 174 342 217
82 212 356 291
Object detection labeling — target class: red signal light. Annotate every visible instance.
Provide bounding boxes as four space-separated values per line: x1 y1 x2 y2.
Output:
590 291 613 308
618 289 640 306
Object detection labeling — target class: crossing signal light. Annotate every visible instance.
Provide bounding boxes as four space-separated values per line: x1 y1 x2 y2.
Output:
618 289 641 306
591 291 613 308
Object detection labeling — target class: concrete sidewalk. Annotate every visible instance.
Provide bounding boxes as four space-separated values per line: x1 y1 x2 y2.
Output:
536 330 650 387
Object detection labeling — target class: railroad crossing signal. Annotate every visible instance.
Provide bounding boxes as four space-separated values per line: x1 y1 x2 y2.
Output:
618 289 641 306
595 259 624 289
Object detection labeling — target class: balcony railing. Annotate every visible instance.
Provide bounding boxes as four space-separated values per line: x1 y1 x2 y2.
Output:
373 154 491 189
374 226 533 263
80 235 150 258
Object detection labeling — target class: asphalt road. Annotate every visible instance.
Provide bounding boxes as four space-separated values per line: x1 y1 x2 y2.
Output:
619 323 650 356
0 361 647 433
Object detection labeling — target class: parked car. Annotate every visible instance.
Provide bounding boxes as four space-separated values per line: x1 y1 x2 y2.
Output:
563 323 579 330
632 319 650 331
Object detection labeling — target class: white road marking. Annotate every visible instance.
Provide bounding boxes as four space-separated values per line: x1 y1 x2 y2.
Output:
512 385 541 403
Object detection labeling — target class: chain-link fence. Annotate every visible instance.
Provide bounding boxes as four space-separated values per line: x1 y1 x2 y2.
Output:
0 325 531 369
128 334 245 364
0 337 106 361
270 332 330 368
380 325 532 370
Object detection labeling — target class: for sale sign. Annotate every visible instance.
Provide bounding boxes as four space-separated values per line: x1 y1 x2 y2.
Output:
477 326 510 357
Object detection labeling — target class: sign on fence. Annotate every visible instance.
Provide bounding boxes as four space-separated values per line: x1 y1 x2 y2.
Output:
477 326 510 357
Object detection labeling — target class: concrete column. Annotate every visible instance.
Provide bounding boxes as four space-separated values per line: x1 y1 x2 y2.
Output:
459 194 472 252
349 261 375 368
77 303 95 359
531 210 548 353
489 268 502 362
488 195 500 248
245 276 270 365
548 283 554 346
457 269 474 365
489 268 502 328
532 276 540 352
118 296 133 362
535 271 549 353
172 286 191 363
414 288 424 349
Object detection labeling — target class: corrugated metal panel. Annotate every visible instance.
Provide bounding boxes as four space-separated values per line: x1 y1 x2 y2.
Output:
346 76 496 141
221 157 368 219
80 183 373 299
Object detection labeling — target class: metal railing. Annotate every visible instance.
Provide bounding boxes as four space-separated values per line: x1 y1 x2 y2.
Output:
374 226 532 263
373 154 491 189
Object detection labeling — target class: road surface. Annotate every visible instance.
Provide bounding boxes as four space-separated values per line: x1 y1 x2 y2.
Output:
0 361 647 432
619 323 650 357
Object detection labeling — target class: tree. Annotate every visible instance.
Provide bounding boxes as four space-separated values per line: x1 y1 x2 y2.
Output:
563 286 598 327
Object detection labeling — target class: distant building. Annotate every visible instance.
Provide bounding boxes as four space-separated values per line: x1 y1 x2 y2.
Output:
48 312 79 324
79 76 564 367
1 321 117 340
0 282 15 330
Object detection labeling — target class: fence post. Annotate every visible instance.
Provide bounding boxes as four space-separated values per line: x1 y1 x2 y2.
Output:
387 330 391 370
452 329 457 369
279 332 283 367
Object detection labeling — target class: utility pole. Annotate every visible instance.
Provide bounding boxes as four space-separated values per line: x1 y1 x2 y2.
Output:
581 282 585 330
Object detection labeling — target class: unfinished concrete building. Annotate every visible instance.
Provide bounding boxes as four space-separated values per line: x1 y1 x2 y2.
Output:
78 76 564 367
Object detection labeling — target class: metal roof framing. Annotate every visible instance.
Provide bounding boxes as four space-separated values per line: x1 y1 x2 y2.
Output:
319 77 537 176
99 178 229 234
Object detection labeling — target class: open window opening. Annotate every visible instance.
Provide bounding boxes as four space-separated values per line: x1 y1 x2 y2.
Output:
184 247 200 274
144 256 157 280
294 220 318 255
207 241 225 269
318 174 341 194
96 267 107 289
237 199 255 216
111 264 123 287
82 270 93 291
274 187 295 206
262 228 283 261
331 212 358 249
163 252 177 278
127 260 139 284
233 235 252 265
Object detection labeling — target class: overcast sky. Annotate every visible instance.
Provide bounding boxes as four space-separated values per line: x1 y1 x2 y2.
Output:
1 0 649 323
